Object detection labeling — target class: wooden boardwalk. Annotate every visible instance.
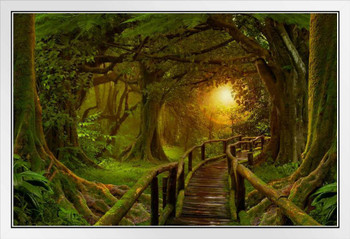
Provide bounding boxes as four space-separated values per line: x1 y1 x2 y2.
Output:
168 151 249 226
169 159 231 225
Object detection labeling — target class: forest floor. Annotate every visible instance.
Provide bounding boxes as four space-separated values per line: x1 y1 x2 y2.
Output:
74 146 186 191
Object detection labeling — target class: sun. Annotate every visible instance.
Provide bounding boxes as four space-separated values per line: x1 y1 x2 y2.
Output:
211 85 235 107
198 83 238 125
216 86 235 106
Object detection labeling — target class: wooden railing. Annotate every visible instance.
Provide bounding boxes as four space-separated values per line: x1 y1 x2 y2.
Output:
225 139 320 225
95 162 179 225
95 134 317 226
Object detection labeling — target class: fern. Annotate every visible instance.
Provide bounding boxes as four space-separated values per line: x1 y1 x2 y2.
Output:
310 182 337 225
35 13 122 40
13 155 53 224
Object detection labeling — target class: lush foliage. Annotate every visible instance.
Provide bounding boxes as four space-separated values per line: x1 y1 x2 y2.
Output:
245 162 299 194
310 183 337 225
13 155 88 225
77 112 115 162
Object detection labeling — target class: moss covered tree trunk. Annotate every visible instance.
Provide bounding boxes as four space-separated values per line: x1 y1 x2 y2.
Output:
255 19 309 165
13 14 148 225
123 65 168 162
287 14 337 208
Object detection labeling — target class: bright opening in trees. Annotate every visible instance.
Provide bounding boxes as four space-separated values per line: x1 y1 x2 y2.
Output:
214 84 235 107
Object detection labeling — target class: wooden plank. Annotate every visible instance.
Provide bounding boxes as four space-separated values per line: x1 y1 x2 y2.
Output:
175 159 232 225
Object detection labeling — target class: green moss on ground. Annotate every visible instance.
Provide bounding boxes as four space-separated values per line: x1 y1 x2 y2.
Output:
245 162 299 194
73 145 184 198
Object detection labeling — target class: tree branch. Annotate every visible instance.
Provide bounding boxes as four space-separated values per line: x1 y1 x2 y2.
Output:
81 62 117 74
208 14 270 59
106 37 253 66
276 23 307 75
93 72 120 86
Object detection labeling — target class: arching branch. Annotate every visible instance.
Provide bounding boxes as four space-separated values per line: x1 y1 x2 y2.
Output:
276 23 307 75
207 14 270 59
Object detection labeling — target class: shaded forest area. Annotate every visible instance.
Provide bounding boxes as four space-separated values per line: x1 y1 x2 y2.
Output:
13 13 337 226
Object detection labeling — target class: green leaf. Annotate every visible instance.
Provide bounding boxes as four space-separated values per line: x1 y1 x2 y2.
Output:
19 181 44 199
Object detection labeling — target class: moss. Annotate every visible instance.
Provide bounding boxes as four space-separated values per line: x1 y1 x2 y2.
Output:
238 211 251 225
159 204 174 225
245 162 298 194
229 190 237 221
175 190 185 217
259 207 283 225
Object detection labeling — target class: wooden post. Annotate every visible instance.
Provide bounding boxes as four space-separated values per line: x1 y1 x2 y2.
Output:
230 170 236 191
201 144 205 161
231 145 236 157
178 165 185 192
235 174 245 213
223 140 227 154
151 176 159 225
188 151 193 172
227 156 232 174
249 142 253 152
162 177 168 209
261 136 265 151
248 152 253 166
167 168 177 217
238 136 242 150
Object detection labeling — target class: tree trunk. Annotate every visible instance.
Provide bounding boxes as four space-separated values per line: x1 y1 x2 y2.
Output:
14 14 47 172
288 14 337 208
124 65 168 162
256 104 280 162
255 18 309 165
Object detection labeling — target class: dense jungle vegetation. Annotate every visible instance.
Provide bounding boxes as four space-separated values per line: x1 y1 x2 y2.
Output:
13 13 337 226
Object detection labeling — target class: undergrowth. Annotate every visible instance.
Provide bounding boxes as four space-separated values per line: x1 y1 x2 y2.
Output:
74 145 186 192
245 162 299 193
13 154 88 225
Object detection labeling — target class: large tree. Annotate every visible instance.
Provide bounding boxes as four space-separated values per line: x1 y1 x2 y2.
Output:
288 13 337 207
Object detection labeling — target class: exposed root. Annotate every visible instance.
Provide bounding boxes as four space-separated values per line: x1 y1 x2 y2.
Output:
47 157 151 225
259 205 285 225
246 190 266 208
247 198 271 218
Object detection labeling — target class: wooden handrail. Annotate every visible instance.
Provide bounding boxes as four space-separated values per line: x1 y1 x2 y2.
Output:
95 162 178 226
225 144 320 226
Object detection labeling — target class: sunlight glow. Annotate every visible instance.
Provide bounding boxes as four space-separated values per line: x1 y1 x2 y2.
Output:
215 86 235 106
198 83 242 125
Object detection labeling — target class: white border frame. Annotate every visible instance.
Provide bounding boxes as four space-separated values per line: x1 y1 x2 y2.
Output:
1 1 349 239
